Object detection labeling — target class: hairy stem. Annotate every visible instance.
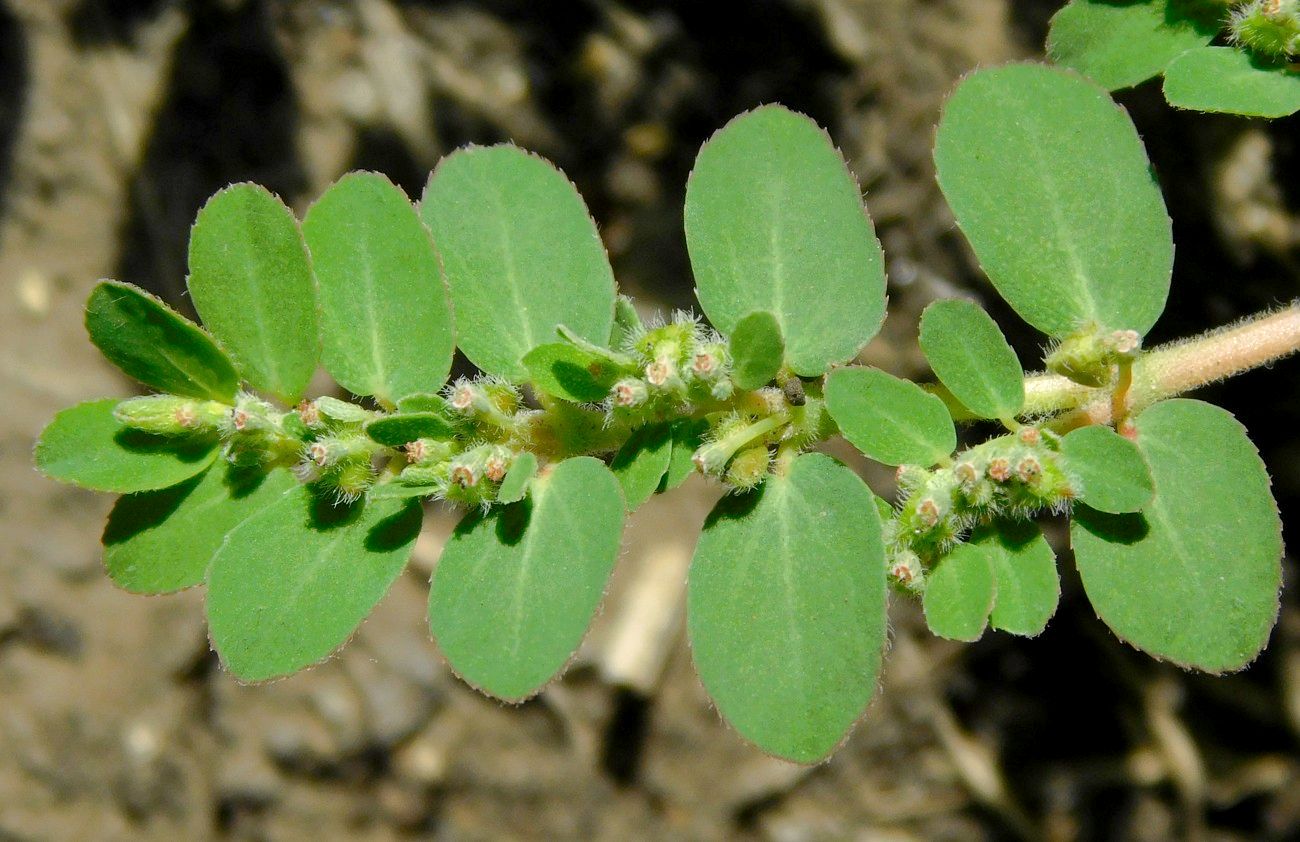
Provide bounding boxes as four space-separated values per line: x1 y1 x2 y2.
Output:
1023 303 1300 428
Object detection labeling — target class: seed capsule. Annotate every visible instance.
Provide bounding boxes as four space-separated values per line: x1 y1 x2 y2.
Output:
1018 427 1041 446
987 457 1012 483
611 378 648 408
1016 455 1042 484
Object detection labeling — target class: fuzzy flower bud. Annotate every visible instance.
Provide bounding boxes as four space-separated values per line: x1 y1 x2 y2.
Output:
610 378 649 408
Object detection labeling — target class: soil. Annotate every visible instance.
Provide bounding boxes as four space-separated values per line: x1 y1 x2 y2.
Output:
2 1 1299 839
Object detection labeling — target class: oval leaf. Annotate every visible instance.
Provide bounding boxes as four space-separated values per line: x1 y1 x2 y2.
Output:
103 465 297 593
729 310 785 390
86 281 239 401
919 298 1024 419
36 399 218 493
934 64 1173 337
303 172 453 403
980 521 1060 638
429 457 626 701
685 105 886 376
207 489 423 681
496 451 538 505
522 342 623 403
1061 424 1154 513
923 542 995 641
1164 47 1300 118
825 367 956 467
188 183 319 404
662 418 708 491
1047 0 1218 91
420 145 616 381
365 412 457 447
610 423 673 511
1072 399 1282 672
688 453 886 763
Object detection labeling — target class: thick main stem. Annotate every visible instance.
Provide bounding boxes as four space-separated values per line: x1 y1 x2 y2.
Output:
1021 303 1300 428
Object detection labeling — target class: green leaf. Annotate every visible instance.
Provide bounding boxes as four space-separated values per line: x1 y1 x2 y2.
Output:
36 399 218 493
496 451 538 504
918 298 1024 419
395 393 449 413
825 367 956 466
1047 0 1219 91
1072 399 1282 672
662 418 708 491
688 453 886 763
207 489 423 681
365 412 457 447
729 310 785 390
1164 47 1300 118
610 423 673 511
303 171 453 404
923 542 995 641
85 281 239 402
521 342 622 403
314 395 373 423
1061 424 1154 513
934 64 1173 338
981 521 1060 637
188 183 319 404
429 457 625 700
103 465 297 594
685 105 886 376
420 145 616 381
611 295 644 350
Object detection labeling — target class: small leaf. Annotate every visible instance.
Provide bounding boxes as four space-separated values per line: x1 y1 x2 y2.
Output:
1072 399 1282 672
429 457 626 701
497 452 538 504
421 145 616 381
36 399 218 493
610 423 673 511
188 183 319 404
365 412 457 447
919 298 1024 419
934 64 1173 337
522 342 622 403
825 367 956 466
729 310 785 390
103 465 297 593
685 105 886 375
688 453 886 763
395 393 448 413
85 281 239 402
1061 424 1154 513
981 521 1060 637
367 474 441 500
207 489 423 681
923 543 996 641
1047 0 1219 91
1164 46 1300 118
314 395 373 423
611 295 643 349
303 172 453 403
662 418 708 491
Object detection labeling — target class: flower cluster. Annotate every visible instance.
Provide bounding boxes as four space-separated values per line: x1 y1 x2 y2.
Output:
1230 0 1300 58
606 311 735 420
884 426 1079 591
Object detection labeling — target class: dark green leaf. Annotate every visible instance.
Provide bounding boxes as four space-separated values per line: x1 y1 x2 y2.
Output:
688 453 887 763
825 367 956 466
103 465 297 593
685 105 886 375
85 281 239 401
1047 0 1218 91
429 457 626 700
1061 424 1154 513
1072 399 1282 672
729 310 785 390
923 542 995 641
207 489 423 681
919 298 1024 419
303 172 453 403
662 418 708 491
36 399 218 493
188 183 319 404
421 146 616 380
981 521 1060 637
522 342 623 403
610 423 673 511
1164 46 1300 118
365 412 457 447
934 64 1173 337
497 452 538 504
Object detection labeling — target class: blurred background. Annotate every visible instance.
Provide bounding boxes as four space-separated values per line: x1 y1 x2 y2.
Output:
2 0 1300 839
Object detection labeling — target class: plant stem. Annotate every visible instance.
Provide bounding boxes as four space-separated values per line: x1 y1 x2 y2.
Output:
1021 303 1300 429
